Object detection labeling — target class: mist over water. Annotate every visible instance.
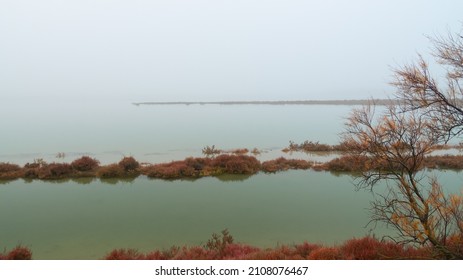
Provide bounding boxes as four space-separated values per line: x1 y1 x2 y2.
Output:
0 100 353 165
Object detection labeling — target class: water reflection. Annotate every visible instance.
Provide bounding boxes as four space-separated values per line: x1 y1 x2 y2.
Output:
214 174 253 182
99 177 136 185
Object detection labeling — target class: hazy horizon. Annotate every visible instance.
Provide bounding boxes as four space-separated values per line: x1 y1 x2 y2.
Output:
1 0 462 103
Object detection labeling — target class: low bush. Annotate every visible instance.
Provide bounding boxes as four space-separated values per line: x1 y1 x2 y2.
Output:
424 155 463 170
104 249 145 260
261 157 311 173
0 162 21 173
96 164 125 178
308 247 343 260
118 157 140 172
143 161 196 180
38 163 74 179
71 156 100 172
0 163 23 180
212 154 261 174
103 232 444 260
319 155 371 172
0 246 32 260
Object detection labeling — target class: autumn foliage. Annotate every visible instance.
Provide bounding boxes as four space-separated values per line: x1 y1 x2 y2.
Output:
261 157 311 173
0 246 32 260
1 149 462 182
103 233 437 260
71 156 100 172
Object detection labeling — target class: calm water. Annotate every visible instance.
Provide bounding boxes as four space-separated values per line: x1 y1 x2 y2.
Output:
1 101 462 259
0 171 387 259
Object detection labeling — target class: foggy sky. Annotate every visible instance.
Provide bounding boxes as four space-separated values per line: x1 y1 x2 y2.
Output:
1 0 462 102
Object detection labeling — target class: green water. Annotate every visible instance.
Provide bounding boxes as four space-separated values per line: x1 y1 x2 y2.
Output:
2 101 462 259
0 170 390 259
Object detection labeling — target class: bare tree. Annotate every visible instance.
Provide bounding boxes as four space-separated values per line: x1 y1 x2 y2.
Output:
344 28 463 258
392 30 463 142
344 103 463 259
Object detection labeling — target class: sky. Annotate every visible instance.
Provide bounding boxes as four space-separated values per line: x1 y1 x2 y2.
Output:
1 0 462 102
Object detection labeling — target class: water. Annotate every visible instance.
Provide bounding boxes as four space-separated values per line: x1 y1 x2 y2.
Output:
0 171 388 259
0 100 352 164
1 101 462 259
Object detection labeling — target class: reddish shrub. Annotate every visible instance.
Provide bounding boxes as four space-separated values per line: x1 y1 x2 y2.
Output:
104 249 145 260
308 247 344 260
38 163 73 179
339 237 399 260
172 246 216 260
118 157 140 172
145 250 171 260
102 234 439 260
0 162 21 173
96 164 125 178
0 163 23 180
248 246 303 260
321 155 370 172
184 157 212 171
212 154 261 174
424 155 463 170
4 246 32 260
143 161 196 179
71 156 100 171
261 157 311 173
23 168 39 179
294 242 322 258
221 243 260 259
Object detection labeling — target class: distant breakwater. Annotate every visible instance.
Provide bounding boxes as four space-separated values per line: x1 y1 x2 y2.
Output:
132 99 397 106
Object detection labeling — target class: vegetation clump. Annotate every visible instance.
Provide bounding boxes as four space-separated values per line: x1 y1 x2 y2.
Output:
96 164 125 179
261 157 311 173
143 160 199 180
71 156 100 172
118 156 140 173
103 232 436 260
142 155 261 179
2 151 463 182
212 154 261 175
37 163 73 180
424 155 463 170
0 246 32 260
283 140 350 153
0 162 22 180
